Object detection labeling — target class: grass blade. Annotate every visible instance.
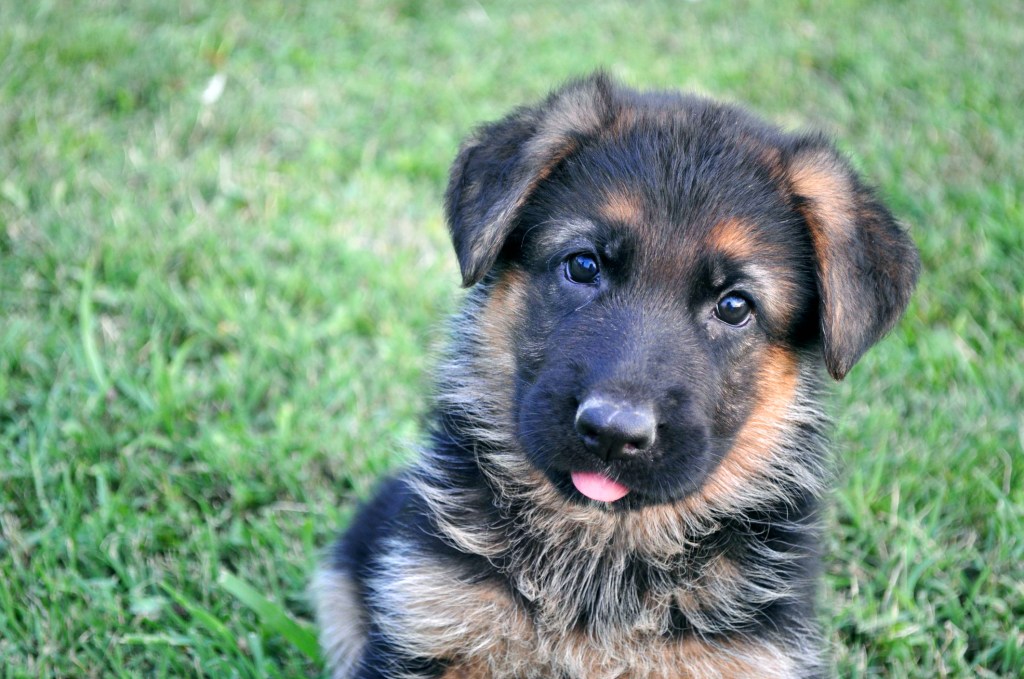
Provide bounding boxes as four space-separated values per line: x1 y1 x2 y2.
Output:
218 570 320 662
78 264 110 393
160 583 237 651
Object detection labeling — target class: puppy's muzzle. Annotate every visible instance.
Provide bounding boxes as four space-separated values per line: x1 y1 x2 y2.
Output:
575 396 657 462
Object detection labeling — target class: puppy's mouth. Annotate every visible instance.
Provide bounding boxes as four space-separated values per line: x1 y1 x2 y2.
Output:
570 470 630 503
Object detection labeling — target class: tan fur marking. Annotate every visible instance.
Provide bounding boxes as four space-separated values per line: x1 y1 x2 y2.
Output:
373 554 536 667
789 151 856 244
687 347 799 512
474 269 528 415
789 152 855 304
600 189 644 226
672 637 799 678
478 270 528 346
707 218 761 260
789 149 860 372
438 663 491 679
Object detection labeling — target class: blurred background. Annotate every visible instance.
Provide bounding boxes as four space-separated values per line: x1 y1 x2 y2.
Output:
1 1 1021 676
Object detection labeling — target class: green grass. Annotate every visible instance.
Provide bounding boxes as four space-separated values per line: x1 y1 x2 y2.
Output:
1 0 1021 676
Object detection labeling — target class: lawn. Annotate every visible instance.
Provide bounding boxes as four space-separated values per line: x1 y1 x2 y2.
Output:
1 1 1021 677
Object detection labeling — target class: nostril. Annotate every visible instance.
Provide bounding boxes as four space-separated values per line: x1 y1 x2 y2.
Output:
575 397 657 461
575 411 600 437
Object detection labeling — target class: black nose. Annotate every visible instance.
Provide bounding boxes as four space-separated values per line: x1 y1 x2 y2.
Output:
575 396 657 461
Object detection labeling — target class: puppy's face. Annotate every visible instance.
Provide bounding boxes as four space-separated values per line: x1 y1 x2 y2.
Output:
510 146 815 507
444 75 919 510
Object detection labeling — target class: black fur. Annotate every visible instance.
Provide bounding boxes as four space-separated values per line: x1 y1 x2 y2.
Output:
315 74 919 679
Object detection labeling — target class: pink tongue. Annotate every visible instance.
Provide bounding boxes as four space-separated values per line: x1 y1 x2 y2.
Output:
571 471 630 503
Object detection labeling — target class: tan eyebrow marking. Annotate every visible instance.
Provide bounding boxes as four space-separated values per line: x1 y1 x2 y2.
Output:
707 218 761 260
599 190 644 226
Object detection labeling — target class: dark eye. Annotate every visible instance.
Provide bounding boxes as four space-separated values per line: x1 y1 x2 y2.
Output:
715 293 752 326
565 253 600 284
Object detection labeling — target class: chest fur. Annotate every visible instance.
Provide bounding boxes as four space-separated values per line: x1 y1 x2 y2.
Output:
372 552 797 679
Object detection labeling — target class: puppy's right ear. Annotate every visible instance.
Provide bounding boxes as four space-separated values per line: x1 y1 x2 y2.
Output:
444 74 618 287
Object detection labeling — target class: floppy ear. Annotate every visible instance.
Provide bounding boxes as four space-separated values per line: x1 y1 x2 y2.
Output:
787 138 920 380
443 74 617 287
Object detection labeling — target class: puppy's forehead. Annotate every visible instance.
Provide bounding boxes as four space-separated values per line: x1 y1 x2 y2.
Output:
538 117 791 237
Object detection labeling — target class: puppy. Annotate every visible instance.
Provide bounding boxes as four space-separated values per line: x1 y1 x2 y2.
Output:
313 73 919 679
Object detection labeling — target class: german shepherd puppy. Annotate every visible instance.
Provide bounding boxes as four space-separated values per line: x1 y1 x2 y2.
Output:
314 73 919 678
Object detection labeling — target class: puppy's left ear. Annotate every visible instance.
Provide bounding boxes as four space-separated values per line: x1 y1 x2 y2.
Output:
444 73 617 287
787 138 920 380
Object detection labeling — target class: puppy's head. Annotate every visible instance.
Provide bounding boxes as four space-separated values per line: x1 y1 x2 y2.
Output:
444 74 919 510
